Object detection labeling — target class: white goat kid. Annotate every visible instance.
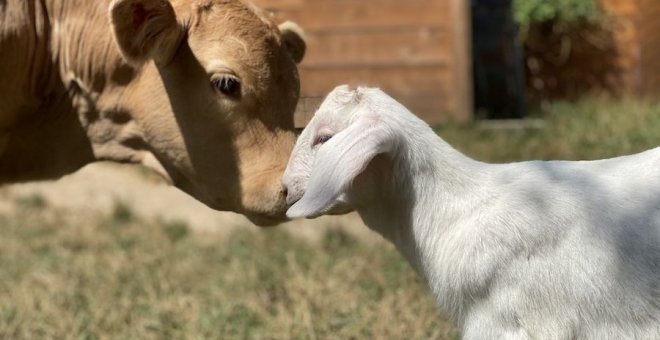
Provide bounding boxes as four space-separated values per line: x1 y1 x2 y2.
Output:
282 85 660 339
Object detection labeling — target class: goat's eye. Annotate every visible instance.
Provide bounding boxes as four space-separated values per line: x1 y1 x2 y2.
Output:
314 135 332 146
212 75 241 97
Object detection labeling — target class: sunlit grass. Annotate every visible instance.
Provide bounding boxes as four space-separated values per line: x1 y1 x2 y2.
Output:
440 96 660 162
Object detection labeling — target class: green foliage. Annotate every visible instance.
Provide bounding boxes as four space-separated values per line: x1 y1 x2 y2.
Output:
513 0 602 28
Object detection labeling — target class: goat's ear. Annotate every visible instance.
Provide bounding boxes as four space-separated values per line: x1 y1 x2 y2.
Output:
110 0 183 66
287 112 396 218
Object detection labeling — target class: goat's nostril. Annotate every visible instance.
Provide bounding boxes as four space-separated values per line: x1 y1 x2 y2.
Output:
281 185 288 198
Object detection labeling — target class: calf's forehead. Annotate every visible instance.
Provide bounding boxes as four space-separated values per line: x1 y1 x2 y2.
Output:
190 2 279 45
186 1 283 71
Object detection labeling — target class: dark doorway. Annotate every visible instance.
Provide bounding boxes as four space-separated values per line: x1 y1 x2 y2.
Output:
471 0 526 119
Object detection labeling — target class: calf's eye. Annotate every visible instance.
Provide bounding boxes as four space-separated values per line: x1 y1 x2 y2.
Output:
212 75 241 97
314 135 332 146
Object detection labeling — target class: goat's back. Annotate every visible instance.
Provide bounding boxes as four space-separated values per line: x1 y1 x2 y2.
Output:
462 147 660 338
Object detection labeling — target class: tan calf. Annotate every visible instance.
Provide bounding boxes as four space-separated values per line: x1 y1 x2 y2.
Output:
0 0 306 225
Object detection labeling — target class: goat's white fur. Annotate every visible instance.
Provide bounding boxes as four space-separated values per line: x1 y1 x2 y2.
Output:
283 86 660 339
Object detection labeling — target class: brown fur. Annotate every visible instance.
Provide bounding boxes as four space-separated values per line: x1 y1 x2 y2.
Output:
0 0 306 225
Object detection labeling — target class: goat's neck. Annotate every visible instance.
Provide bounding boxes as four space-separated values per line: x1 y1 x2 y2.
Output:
356 128 491 318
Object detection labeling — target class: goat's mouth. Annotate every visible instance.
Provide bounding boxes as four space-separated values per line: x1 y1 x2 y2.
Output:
286 197 301 208
285 199 354 220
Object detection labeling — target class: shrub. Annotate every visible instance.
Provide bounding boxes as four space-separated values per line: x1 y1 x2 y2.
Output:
513 0 602 30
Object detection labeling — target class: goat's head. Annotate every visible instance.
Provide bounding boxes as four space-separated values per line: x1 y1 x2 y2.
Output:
282 85 406 219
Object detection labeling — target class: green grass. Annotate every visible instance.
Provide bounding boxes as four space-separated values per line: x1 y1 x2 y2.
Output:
439 96 660 162
1 96 660 339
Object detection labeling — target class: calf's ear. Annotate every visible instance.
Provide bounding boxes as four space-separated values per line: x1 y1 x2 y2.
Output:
279 21 306 64
287 108 398 219
110 0 183 66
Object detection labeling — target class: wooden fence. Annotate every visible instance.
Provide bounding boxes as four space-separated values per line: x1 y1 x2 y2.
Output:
253 0 472 126
637 0 660 95
599 0 660 96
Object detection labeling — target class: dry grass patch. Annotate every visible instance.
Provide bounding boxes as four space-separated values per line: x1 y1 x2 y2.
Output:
0 202 456 339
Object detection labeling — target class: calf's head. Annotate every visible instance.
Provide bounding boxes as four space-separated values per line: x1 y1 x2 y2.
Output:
109 0 306 225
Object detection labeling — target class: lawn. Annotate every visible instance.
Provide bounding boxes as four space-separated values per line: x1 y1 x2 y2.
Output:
1 97 659 339
0 203 454 339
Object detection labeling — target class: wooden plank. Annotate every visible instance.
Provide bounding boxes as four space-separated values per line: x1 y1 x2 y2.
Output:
396 92 456 123
294 96 324 128
266 1 451 31
298 65 451 96
639 0 660 95
450 0 472 122
600 0 639 16
294 91 455 127
302 28 452 68
297 66 458 123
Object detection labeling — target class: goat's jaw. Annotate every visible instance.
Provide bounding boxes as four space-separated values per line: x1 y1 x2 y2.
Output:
286 195 354 219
